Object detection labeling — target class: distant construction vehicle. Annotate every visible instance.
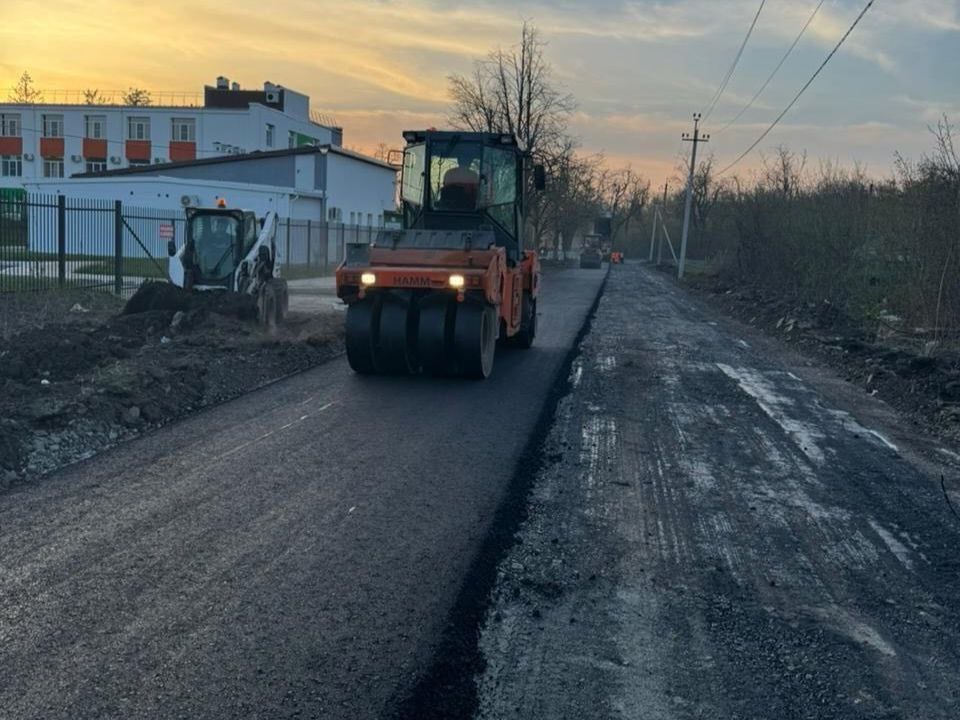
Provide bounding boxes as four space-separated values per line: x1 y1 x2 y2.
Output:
167 201 288 327
579 233 603 269
335 130 545 378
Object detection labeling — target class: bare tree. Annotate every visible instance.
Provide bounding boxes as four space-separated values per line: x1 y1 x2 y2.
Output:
122 87 151 106
83 88 107 105
448 21 575 158
9 71 42 103
760 146 808 197
546 147 605 255
598 166 650 248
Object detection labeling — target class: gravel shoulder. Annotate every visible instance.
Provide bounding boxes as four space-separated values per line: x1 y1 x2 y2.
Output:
684 273 960 446
475 263 960 719
1 285 343 487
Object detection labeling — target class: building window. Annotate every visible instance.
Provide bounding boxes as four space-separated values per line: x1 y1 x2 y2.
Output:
1 155 22 177
43 158 64 178
42 114 64 138
171 118 195 142
85 160 107 173
349 211 356 225
265 123 275 148
0 114 20 137
127 117 150 141
367 213 373 226
84 115 106 139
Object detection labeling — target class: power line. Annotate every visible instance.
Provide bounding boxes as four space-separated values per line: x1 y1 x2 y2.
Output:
716 0 827 135
717 0 876 177
702 0 767 122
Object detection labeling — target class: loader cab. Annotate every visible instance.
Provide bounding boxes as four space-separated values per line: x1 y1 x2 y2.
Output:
399 131 535 261
183 207 258 288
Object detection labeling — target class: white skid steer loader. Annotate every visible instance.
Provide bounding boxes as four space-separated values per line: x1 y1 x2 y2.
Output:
167 202 289 328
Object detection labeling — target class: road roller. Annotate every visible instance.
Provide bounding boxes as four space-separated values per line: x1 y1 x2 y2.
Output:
335 130 545 379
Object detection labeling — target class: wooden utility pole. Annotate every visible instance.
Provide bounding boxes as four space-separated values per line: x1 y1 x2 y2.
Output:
679 114 709 280
651 182 668 264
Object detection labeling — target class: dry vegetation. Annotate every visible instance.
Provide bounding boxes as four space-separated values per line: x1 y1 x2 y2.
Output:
656 118 960 349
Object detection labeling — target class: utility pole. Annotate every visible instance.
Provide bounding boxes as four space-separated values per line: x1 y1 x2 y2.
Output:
678 113 709 280
651 181 668 264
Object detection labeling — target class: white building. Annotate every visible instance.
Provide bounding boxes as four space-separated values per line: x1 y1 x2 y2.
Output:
0 76 342 188
22 144 398 225
20 145 398 262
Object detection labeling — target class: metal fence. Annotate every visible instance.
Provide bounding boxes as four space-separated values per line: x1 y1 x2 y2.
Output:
0 193 376 294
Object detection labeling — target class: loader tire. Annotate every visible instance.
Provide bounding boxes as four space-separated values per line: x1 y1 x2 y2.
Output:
258 280 280 332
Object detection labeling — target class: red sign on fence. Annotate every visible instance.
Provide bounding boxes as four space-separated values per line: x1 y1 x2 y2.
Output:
159 223 174 239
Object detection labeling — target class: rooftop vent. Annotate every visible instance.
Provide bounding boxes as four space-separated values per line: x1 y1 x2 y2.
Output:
231 81 240 91
216 76 229 90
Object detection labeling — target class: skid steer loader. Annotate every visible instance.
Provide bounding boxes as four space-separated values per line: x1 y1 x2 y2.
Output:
335 130 545 379
167 202 288 327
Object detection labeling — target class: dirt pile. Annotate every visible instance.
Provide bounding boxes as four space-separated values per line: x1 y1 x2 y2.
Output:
1 285 343 487
123 281 259 321
688 275 960 442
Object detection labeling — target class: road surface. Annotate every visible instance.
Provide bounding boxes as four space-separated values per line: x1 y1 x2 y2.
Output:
474 264 960 719
0 268 606 719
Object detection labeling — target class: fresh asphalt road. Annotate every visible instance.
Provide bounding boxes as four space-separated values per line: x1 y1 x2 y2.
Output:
0 268 605 720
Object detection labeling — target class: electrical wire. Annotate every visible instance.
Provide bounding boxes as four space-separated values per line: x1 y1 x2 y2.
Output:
716 0 827 135
702 0 767 122
717 0 876 177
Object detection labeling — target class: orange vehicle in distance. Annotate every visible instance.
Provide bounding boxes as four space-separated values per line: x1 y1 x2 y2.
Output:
336 130 545 379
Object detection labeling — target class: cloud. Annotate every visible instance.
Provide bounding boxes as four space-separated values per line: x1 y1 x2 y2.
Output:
1 0 956 185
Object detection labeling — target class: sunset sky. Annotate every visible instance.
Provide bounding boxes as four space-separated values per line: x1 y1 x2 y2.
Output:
2 0 957 185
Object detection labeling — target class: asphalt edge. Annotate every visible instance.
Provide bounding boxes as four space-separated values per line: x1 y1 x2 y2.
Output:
390 266 611 719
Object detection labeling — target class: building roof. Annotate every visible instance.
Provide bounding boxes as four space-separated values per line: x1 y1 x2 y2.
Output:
73 144 396 179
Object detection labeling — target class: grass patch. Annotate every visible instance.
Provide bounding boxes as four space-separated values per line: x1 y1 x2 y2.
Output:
0 276 109 293
73 257 168 278
0 248 117 263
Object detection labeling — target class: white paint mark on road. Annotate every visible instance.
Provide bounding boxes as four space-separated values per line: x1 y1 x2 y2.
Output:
348 506 357 514
868 520 914 570
716 364 825 464
597 355 617 372
938 448 960 463
864 429 898 453
738 339 750 349
811 605 897 658
570 359 584 388
828 410 900 454
216 401 338 460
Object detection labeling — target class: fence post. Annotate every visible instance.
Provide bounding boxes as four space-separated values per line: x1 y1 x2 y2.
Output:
114 201 123 295
57 195 66 288
306 219 312 268
285 218 290 269
321 223 329 276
